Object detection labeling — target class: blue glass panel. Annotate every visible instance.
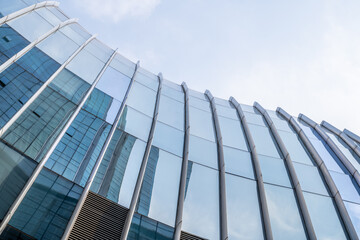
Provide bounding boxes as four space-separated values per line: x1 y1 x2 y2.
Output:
7 168 83 240
2 86 76 160
224 146 254 179
157 94 184 131
188 135 218 169
91 130 146 208
218 115 248 151
189 106 215 142
137 148 181 226
344 201 360 237
226 174 263 240
0 142 36 221
248 124 281 158
0 0 27 16
264 184 307 240
182 162 220 240
45 110 110 185
128 213 174 240
330 171 360 204
152 122 184 157
83 88 113 121
0 24 30 64
0 47 60 128
259 155 292 188
303 192 347 240
126 81 157 117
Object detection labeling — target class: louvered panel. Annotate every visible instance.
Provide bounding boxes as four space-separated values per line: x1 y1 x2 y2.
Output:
180 231 205 240
69 191 128 240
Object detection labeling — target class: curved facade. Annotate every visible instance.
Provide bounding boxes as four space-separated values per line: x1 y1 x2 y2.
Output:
0 1 359 240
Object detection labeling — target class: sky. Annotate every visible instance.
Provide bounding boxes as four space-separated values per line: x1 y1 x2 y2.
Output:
57 0 360 134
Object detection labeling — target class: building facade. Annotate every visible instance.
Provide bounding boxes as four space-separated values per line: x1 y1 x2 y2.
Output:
0 1 359 240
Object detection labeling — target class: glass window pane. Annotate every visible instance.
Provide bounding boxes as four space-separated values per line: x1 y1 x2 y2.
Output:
248 124 281 158
278 130 314 166
118 106 152 142
293 162 329 196
224 146 254 179
226 174 263 240
259 155 292 188
0 142 36 221
264 184 307 240
189 96 211 112
189 135 218 169
330 171 360 204
218 116 248 151
135 68 159 91
7 11 53 42
214 97 231 108
84 39 113 63
344 201 360 237
35 8 63 26
161 84 184 103
126 81 157 117
157 94 184 131
110 54 136 79
240 104 256 113
182 162 220 240
59 23 89 46
152 122 184 157
244 112 266 126
188 89 206 100
216 104 238 120
37 28 79 64
95 66 131 102
0 0 27 16
189 106 215 142
137 148 181 226
303 192 347 240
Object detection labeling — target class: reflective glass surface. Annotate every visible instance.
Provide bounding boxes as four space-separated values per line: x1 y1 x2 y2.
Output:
215 104 238 120
0 142 36 221
226 174 263 240
188 89 206 100
303 192 347 240
248 124 281 158
330 171 360 204
188 135 218 169
224 146 254 179
259 155 291 188
157 94 184 130
137 148 181 226
218 116 248 151
278 130 314 166
243 112 266 126
189 106 215 142
344 201 360 237
128 213 174 240
110 54 136 78
189 96 211 112
264 184 307 240
182 162 220 240
91 131 146 208
135 68 159 91
152 122 184 157
0 0 27 16
8 168 82 240
240 104 256 113
126 81 157 117
59 23 89 46
117 106 152 142
161 84 184 103
293 162 329 196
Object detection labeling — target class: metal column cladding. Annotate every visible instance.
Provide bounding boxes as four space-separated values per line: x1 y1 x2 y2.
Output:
254 102 317 240
299 114 360 188
61 61 141 240
173 82 190 240
0 34 97 137
120 73 163 240
204 90 228 240
278 108 359 240
0 48 118 235
229 97 273 240
0 1 60 26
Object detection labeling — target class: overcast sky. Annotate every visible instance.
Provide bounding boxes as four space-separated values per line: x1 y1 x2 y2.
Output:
58 0 360 134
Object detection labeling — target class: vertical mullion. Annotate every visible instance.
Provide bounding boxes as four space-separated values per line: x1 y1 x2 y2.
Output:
0 48 118 235
229 97 273 240
204 90 228 240
254 102 316 240
277 108 358 240
120 73 163 240
61 61 141 240
173 82 190 240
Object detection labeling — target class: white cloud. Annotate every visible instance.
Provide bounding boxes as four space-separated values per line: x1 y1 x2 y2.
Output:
73 0 161 22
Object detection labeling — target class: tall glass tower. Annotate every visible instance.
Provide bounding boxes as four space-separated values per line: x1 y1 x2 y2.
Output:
0 1 359 240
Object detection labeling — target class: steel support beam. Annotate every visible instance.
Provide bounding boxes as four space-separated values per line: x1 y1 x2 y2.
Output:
61 61 140 240
173 82 190 240
229 97 273 240
254 102 316 240
0 34 96 137
0 18 78 74
299 114 360 188
120 73 163 240
343 129 360 145
278 108 358 240
204 90 228 240
0 49 118 235
0 1 59 26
